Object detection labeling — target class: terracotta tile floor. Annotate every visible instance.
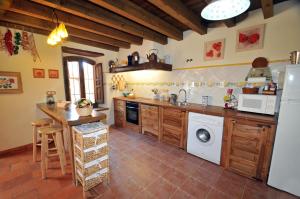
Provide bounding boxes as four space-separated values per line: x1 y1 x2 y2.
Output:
0 127 299 199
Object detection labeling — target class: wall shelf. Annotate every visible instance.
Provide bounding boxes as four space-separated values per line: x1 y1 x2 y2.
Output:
109 62 172 73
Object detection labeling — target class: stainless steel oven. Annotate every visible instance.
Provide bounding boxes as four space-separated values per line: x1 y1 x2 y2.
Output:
126 101 139 125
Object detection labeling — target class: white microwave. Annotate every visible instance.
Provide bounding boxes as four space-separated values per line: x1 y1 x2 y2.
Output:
238 94 278 115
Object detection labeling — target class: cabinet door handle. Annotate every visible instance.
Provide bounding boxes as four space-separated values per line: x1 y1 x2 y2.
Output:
232 120 236 124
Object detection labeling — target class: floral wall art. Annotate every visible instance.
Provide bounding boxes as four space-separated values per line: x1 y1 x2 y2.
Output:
33 68 45 78
236 24 265 52
0 71 23 94
48 69 59 79
204 39 225 61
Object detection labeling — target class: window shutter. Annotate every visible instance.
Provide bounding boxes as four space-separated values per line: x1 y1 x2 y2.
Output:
94 63 104 104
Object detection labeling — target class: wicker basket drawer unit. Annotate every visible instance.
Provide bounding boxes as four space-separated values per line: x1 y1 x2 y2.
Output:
77 167 109 191
73 123 108 149
72 122 110 191
75 155 109 176
74 142 108 163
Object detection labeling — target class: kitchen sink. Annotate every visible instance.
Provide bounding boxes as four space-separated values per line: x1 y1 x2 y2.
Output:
175 102 189 107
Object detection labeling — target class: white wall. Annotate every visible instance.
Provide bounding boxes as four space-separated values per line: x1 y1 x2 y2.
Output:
0 28 117 151
117 0 300 105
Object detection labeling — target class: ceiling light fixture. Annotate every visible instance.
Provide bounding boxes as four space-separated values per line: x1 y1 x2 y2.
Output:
201 0 251 21
47 9 68 46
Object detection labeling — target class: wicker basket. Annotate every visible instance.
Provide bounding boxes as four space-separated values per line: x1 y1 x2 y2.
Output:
76 107 93 117
75 155 108 176
74 130 108 149
74 143 108 163
77 168 108 191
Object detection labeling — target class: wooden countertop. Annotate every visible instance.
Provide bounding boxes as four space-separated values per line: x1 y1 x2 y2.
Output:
37 103 107 126
114 96 277 125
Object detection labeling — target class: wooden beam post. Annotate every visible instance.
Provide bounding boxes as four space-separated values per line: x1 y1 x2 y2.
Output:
89 0 183 41
31 0 168 44
9 0 142 45
2 11 124 50
147 0 207 35
261 0 273 19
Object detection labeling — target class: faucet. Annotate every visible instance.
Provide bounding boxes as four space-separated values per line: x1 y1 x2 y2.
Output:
179 89 187 104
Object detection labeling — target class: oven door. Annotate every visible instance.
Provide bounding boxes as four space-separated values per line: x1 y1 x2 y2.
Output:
126 105 139 125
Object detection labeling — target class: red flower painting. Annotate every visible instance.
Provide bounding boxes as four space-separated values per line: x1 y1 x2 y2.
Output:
236 24 265 52
204 39 225 61
33 68 45 78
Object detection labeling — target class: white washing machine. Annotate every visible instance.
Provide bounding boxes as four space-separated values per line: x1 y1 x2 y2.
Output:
187 112 224 165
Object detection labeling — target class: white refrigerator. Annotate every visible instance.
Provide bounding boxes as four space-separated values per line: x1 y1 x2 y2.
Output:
268 64 300 197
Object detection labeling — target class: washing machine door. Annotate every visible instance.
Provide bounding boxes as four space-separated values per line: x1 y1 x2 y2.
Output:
196 128 211 143
194 126 215 145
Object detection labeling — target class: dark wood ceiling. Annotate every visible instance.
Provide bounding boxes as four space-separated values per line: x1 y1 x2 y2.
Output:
0 0 290 52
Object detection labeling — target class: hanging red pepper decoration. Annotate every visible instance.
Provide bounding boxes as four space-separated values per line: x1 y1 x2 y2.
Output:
4 29 14 56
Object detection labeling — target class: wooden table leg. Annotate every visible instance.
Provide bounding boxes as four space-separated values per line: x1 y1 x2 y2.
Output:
66 125 76 184
63 125 69 152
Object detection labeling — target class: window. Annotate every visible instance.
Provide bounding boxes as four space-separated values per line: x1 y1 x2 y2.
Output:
63 56 104 104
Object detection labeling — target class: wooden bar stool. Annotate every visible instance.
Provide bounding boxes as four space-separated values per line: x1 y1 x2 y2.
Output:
38 126 67 179
32 118 53 162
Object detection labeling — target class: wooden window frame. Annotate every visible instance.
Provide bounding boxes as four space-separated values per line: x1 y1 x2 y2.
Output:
63 56 104 104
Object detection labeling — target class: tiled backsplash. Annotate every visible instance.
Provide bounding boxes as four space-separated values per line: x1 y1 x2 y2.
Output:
122 61 287 107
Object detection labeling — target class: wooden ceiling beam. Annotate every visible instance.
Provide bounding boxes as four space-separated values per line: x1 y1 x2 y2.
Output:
31 0 168 44
0 20 119 51
9 0 142 45
0 0 12 16
147 0 207 35
61 46 104 57
261 0 273 19
1 11 125 49
89 0 183 41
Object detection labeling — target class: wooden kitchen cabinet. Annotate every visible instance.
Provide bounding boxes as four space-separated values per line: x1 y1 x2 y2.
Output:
141 104 159 137
223 118 276 181
114 99 125 127
160 107 186 149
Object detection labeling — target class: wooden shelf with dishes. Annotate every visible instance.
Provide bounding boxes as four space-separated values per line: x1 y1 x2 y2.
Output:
109 62 172 73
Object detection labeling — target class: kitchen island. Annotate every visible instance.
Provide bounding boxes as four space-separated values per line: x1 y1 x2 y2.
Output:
37 103 107 183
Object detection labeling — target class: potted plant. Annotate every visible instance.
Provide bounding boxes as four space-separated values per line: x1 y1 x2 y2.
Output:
75 98 93 116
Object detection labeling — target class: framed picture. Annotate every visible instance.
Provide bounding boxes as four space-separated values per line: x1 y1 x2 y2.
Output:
0 71 23 94
48 69 59 79
236 24 265 52
33 68 45 78
204 39 225 61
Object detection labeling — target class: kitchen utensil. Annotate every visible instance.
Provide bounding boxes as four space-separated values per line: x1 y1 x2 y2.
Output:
127 55 133 66
290 51 300 64
146 49 158 63
201 96 209 106
246 57 272 81
46 91 56 104
169 94 178 105
252 57 268 68
132 51 139 65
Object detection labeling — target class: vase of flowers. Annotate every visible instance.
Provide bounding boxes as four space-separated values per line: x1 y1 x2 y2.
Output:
151 88 160 100
223 89 238 109
75 98 93 116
